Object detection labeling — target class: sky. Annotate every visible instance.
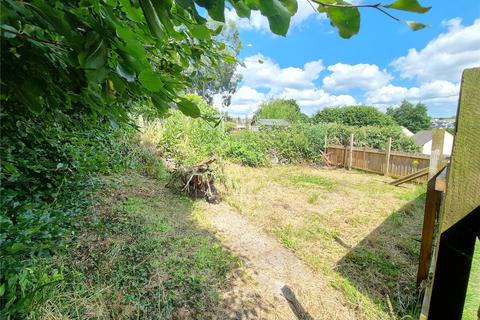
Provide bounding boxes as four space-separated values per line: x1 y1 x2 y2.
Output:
217 0 480 118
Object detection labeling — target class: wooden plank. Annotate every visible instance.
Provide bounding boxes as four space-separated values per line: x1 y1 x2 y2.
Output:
384 137 392 176
422 67 480 318
428 129 446 180
389 167 430 186
440 67 480 232
416 168 445 286
348 134 354 170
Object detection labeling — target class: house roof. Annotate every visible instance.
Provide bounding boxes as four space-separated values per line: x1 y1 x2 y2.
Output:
413 130 433 146
255 118 290 126
413 130 453 146
401 126 414 137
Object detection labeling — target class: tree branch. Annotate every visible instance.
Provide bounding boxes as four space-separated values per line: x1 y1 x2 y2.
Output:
310 1 402 22
0 27 68 48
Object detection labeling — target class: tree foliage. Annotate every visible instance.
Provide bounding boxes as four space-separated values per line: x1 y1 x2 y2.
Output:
191 20 243 108
255 99 309 123
313 105 397 127
386 100 431 133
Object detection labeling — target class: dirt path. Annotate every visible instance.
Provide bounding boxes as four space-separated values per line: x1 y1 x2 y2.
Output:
204 203 355 320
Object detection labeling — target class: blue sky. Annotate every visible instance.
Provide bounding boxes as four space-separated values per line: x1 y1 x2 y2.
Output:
220 1 480 117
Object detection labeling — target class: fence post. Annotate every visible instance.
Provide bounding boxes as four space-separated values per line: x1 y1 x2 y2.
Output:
363 146 367 170
429 129 445 180
416 129 446 286
348 133 354 170
384 137 392 176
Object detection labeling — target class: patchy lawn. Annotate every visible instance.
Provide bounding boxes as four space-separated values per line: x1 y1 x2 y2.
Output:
221 164 426 319
29 164 430 319
29 173 243 319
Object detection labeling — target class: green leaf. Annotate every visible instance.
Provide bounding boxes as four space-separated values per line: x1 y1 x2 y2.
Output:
3 162 19 175
207 0 226 22
385 0 431 13
231 0 251 18
0 24 17 38
406 20 429 31
0 284 5 297
188 24 211 40
151 94 170 114
139 0 165 39
177 97 201 117
259 0 296 36
78 39 107 69
9 242 25 253
326 5 360 39
139 70 163 92
224 54 236 64
119 0 144 22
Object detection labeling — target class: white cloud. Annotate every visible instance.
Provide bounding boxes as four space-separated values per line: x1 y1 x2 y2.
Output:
225 0 320 33
238 54 324 92
226 86 266 115
279 88 356 115
392 18 480 83
365 80 460 109
322 63 393 91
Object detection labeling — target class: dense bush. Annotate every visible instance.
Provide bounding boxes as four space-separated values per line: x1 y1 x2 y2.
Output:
313 106 397 127
157 95 225 166
255 99 309 123
224 131 269 166
150 108 420 168
0 110 164 316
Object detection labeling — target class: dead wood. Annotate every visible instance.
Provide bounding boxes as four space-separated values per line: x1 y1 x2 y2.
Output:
167 157 220 203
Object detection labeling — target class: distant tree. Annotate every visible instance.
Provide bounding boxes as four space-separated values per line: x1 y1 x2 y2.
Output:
191 20 242 109
386 101 431 133
255 99 309 123
313 106 397 127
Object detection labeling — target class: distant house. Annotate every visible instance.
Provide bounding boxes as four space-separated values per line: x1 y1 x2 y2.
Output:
413 130 454 156
251 118 290 130
401 126 414 137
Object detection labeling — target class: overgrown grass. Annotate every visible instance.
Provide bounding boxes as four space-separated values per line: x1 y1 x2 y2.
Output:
463 239 480 320
29 173 238 319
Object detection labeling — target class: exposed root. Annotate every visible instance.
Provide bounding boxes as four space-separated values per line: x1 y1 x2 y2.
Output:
167 157 220 203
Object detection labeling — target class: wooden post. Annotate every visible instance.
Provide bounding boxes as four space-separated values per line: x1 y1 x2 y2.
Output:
363 147 367 170
384 137 392 176
429 129 446 179
416 169 443 285
348 134 354 170
421 68 480 319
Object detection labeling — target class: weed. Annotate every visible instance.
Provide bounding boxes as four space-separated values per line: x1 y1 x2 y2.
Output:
289 175 336 191
307 193 320 204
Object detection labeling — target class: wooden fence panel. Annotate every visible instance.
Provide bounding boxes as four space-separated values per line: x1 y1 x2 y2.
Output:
326 145 430 182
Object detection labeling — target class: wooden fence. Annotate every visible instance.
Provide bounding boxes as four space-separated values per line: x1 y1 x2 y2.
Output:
326 140 430 181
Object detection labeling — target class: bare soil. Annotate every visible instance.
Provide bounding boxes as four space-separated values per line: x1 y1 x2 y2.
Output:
207 203 355 319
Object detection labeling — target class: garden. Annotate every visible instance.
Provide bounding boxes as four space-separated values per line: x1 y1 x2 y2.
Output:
2 0 478 319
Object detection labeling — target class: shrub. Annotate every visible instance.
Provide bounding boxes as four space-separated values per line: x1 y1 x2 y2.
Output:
157 95 225 166
223 131 268 166
313 106 397 127
0 111 165 316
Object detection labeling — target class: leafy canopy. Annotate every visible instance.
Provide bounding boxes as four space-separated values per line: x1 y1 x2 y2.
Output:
386 100 431 133
313 105 397 127
255 99 309 123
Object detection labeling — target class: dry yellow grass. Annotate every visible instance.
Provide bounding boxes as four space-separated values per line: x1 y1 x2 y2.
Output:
215 163 426 319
